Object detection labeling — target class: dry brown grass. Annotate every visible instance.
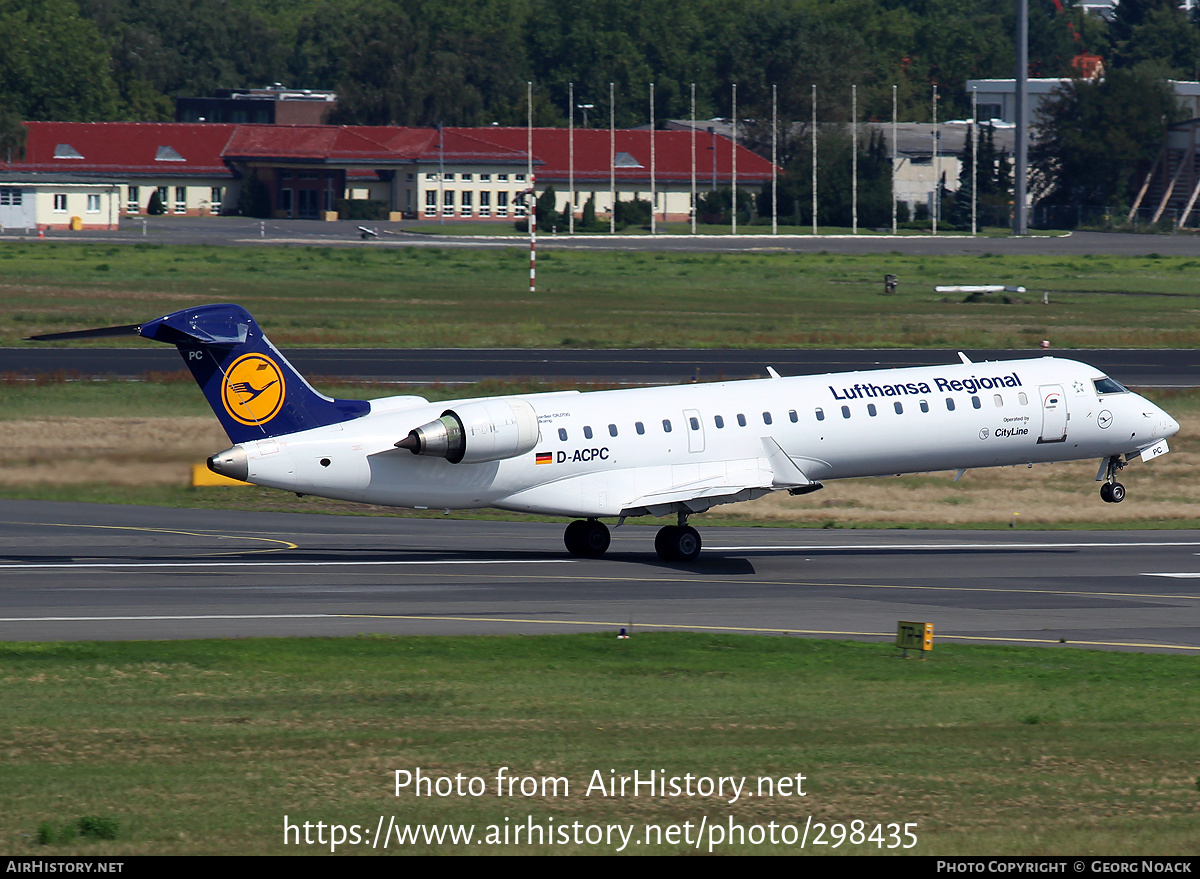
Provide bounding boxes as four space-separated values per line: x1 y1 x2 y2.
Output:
0 410 1194 526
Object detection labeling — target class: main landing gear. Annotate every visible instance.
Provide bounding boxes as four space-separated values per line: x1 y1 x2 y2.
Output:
1099 455 1126 504
563 519 610 557
654 515 702 562
561 513 704 562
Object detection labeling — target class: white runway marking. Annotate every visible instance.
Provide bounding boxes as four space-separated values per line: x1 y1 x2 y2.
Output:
0 559 574 570
710 541 1200 552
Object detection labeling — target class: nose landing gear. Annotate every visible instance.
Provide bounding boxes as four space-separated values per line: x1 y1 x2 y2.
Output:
1099 455 1126 504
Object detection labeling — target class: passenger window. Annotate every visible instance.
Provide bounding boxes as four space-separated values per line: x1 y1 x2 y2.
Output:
867 403 877 416
714 415 724 428
894 401 903 414
788 410 798 423
558 428 568 441
608 424 618 437
971 396 981 409
1019 392 1029 405
920 400 929 413
993 394 1003 407
737 414 747 427
583 425 593 439
689 416 699 431
762 412 772 425
841 406 851 419
635 422 645 435
815 408 825 422
946 398 956 411
662 419 672 433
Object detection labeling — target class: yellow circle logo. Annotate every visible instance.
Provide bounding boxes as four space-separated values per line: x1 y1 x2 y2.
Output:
221 353 286 426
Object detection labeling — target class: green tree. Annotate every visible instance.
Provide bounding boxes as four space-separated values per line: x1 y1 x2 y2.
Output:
0 0 120 120
1031 68 1183 208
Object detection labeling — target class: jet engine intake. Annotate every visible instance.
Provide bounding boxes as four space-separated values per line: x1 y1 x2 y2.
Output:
396 398 539 464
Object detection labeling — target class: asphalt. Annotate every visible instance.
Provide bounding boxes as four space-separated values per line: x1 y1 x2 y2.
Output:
1 499 1196 652
4 345 1198 387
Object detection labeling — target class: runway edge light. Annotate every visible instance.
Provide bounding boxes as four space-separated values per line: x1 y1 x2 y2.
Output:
896 621 934 658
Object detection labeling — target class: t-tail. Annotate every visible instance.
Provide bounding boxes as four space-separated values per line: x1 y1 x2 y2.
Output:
29 303 369 443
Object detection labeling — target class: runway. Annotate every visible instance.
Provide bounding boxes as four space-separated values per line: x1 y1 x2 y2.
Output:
1 499 1197 652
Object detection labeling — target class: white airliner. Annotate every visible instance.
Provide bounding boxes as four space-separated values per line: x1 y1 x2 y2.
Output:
32 304 1180 562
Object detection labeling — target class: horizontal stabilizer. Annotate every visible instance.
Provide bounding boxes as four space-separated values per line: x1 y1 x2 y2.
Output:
26 323 141 341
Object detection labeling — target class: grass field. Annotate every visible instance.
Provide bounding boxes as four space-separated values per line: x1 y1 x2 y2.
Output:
6 241 1200 349
2 634 1197 855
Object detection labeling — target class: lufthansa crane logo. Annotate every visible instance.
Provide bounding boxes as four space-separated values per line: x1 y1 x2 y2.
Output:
221 353 286 426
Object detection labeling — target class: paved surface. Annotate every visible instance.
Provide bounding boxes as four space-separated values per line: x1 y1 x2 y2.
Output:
5 217 1200 256
1 500 1196 652
4 346 1197 387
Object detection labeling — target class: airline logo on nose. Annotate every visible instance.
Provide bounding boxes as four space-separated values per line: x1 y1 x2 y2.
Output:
222 353 286 426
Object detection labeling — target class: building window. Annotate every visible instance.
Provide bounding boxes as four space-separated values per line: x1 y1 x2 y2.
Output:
425 190 437 217
86 194 100 213
480 173 491 182
461 190 473 216
210 187 223 214
479 191 491 217
496 191 508 217
1 188 22 206
53 194 67 212
444 173 455 181
443 189 455 216
126 186 139 213
426 172 437 180
497 173 509 182
462 173 473 182
174 186 186 213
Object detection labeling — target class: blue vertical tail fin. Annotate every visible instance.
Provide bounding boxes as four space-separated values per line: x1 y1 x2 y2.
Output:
138 304 369 443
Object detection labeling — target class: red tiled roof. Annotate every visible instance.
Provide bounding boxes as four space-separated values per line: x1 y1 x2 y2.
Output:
10 122 236 177
4 122 776 183
456 127 774 184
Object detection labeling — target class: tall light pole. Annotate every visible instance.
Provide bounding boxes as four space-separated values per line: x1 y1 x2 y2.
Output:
576 102 593 129
1014 0 1029 236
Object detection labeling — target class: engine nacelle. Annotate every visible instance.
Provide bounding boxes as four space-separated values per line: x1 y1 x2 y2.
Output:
396 398 540 464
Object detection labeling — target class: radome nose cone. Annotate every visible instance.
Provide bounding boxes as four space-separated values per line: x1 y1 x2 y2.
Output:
208 446 248 482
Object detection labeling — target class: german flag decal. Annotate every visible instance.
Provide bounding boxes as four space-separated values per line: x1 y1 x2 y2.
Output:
536 452 553 465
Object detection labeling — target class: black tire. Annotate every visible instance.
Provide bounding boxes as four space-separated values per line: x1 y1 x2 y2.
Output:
1110 482 1125 503
565 519 609 557
655 526 680 561
1100 483 1114 503
655 525 702 562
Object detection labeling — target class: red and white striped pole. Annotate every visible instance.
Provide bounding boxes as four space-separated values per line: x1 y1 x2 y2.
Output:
528 81 535 294
529 173 536 294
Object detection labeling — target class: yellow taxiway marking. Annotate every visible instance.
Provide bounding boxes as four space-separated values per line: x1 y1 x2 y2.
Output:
0 520 298 556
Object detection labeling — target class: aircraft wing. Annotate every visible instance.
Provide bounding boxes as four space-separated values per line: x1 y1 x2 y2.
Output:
620 438 820 517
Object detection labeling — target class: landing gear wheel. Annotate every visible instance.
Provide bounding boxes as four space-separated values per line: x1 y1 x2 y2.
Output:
655 524 702 562
1100 483 1113 503
564 519 610 557
1109 482 1125 503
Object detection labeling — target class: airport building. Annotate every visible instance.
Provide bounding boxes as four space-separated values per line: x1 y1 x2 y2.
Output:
1 121 778 227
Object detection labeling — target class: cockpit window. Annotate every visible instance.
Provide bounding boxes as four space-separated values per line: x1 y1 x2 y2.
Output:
1093 377 1128 396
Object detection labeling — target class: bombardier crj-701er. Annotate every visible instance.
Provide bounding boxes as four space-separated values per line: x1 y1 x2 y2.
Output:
32 304 1180 562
